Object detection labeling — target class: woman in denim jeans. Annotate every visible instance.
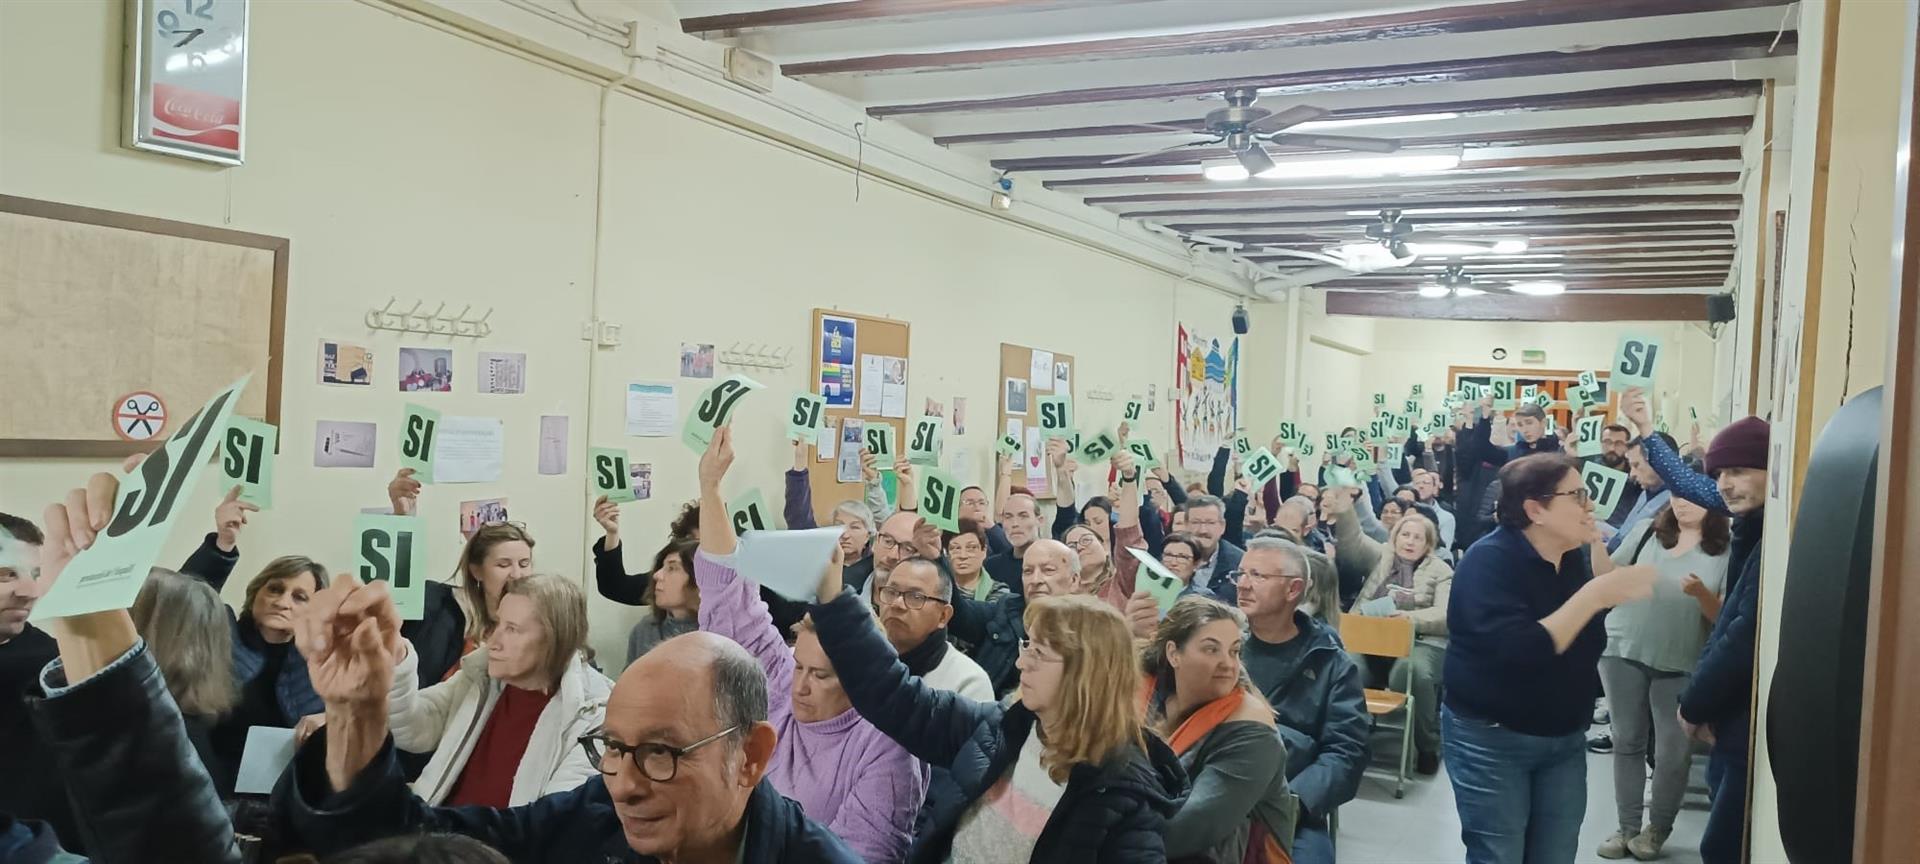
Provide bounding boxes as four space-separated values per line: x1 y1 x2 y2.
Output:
1443 454 1657 863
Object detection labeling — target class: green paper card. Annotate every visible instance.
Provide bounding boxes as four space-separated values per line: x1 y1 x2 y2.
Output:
1411 384 1424 397
1581 462 1632 521
31 375 248 622
918 467 963 532
1611 333 1663 391
1123 399 1144 423
1127 547 1185 614
1325 432 1341 452
590 447 635 503
1036 395 1073 438
683 374 764 453
355 513 427 620
1390 413 1411 436
1368 418 1387 439
1242 447 1282 488
1350 446 1376 474
1578 370 1599 392
1278 421 1301 445
864 424 896 461
399 403 440 484
1372 392 1386 408
1491 377 1517 409
729 488 774 534
996 433 1022 457
1520 384 1540 403
1233 434 1253 459
1530 391 1553 410
1574 415 1606 457
1569 386 1591 414
1298 441 1316 457
1074 428 1119 464
1126 438 1160 470
1326 465 1359 488
907 415 944 466
1403 398 1420 416
787 392 826 442
220 416 277 509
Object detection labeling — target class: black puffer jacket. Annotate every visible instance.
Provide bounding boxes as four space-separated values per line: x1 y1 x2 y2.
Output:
27 642 242 863
947 587 1026 697
813 589 1187 864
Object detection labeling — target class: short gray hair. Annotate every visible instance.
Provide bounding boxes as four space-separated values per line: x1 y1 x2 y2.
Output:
1185 494 1226 517
709 638 768 747
887 556 953 602
830 500 876 535
1244 536 1311 582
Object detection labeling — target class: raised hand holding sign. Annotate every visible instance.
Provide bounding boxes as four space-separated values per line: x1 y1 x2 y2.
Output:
1037 395 1073 438
399 403 439 484
1125 438 1160 470
907 415 943 466
1491 377 1517 409
864 424 896 461
589 447 636 503
1074 428 1119 464
918 466 963 532
996 433 1022 457
1573 414 1607 458
1611 333 1663 391
1242 447 1282 488
355 513 427 620
221 416 277 509
787 392 825 442
682 374 763 452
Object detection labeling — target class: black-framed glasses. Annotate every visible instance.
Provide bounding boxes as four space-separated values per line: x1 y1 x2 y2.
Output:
579 726 738 782
876 585 948 610
1537 488 1593 507
873 534 910 551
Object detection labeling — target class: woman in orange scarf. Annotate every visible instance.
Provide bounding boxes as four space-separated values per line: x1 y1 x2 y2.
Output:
1142 596 1298 864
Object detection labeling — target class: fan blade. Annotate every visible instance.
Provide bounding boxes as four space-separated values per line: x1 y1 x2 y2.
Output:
1261 264 1358 290
1184 233 1244 250
1246 104 1330 136
1246 246 1347 267
1236 142 1277 177
1266 133 1401 154
1100 137 1216 166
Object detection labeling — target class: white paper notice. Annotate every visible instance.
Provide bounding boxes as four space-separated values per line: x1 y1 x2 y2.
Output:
1025 427 1045 479
234 726 296 795
859 355 885 415
1054 361 1071 394
736 528 844 601
952 448 973 483
816 424 836 462
837 419 865 483
477 352 527 395
1030 350 1055 392
626 382 676 437
538 415 568 475
433 416 504 483
880 355 908 419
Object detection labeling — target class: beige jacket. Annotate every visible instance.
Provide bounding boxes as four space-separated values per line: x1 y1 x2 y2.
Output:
1332 508 1453 639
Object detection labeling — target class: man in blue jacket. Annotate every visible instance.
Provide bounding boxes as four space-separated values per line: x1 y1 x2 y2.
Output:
273 576 857 864
1624 388 1769 864
1236 537 1369 864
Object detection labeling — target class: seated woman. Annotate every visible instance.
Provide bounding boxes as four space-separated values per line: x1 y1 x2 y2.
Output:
129 568 236 790
190 553 329 794
385 469 534 683
810 527 1187 862
946 518 1008 604
1142 596 1295 863
387 572 611 807
624 539 700 666
692 429 925 863
1328 490 1452 775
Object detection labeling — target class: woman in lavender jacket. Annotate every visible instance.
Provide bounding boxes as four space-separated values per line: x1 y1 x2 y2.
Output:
693 427 927 863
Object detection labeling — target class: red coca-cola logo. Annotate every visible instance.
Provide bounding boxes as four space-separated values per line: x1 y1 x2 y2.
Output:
150 82 239 151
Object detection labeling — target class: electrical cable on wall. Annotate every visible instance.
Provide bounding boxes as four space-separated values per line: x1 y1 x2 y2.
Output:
852 121 866 202
1839 173 1861 406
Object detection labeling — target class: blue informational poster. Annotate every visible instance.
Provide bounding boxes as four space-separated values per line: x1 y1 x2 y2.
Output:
819 315 858 407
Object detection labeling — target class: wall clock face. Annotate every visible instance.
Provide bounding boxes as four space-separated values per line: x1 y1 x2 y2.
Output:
127 0 249 165
1491 348 1508 361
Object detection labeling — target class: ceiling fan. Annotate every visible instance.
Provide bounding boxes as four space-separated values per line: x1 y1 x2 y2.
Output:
1102 88 1401 172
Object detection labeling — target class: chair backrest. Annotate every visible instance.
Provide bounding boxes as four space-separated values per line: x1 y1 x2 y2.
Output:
1340 613 1414 659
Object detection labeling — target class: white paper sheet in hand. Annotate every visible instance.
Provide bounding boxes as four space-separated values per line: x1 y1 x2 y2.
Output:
735 527 844 601
1355 596 1397 617
234 726 297 795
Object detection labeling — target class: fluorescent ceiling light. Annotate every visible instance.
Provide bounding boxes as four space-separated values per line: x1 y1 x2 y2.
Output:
1417 284 1451 298
1202 159 1250 181
1454 286 1486 297
1406 241 1490 256
1296 112 1459 130
1255 153 1460 180
1508 281 1567 296
1491 239 1529 254
1343 206 1524 216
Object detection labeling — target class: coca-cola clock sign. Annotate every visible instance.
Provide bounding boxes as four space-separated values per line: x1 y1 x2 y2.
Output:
126 0 248 166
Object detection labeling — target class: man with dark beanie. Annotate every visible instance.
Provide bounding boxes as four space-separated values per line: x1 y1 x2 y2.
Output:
1622 388 1768 864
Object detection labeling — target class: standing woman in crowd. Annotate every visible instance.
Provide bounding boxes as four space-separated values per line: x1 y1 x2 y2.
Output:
947 518 1009 603
1142 596 1296 863
811 549 1186 861
129 568 235 788
1444 454 1656 864
1589 493 1731 860
624 538 701 665
1328 490 1452 775
386 572 611 807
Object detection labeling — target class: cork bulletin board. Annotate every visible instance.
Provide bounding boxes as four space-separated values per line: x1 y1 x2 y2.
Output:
997 342 1076 501
0 196 286 457
806 308 910 524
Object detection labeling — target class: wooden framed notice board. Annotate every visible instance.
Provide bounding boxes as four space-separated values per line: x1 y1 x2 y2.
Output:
0 195 287 457
807 308 910 524
997 342 1077 501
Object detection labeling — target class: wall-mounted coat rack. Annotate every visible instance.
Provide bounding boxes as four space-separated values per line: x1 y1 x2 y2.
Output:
720 342 793 371
365 298 493 338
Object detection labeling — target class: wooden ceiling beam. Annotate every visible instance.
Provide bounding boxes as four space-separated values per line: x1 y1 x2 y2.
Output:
789 0 1789 76
1114 193 1742 219
1165 209 1739 232
1065 170 1742 197
994 140 1740 172
867 31 1795 117
1318 276 1723 290
934 81 1763 145
1323 291 1722 321
683 0 1062 34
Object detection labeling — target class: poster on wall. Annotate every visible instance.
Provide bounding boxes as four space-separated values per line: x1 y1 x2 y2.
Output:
127 0 248 165
818 315 857 407
1173 323 1239 472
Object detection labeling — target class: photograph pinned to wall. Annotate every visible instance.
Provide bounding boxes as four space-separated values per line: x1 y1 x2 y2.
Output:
1054 361 1071 393
816 423 836 463
818 314 858 407
538 415 568 475
398 347 453 392
953 397 967 435
630 462 653 501
459 498 509 539
319 340 374 386
477 351 526 395
879 356 908 418
314 420 377 468
1029 350 1054 392
1173 323 1240 472
1148 383 1156 411
836 418 866 483
679 343 715 379
858 355 885 415
923 397 945 418
1004 377 1029 414
626 382 676 437
432 415 504 483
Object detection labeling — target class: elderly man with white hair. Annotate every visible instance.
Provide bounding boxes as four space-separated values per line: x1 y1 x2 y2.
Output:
945 537 1084 698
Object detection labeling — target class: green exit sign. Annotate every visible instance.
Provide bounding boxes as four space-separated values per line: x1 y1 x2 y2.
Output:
1521 349 1547 364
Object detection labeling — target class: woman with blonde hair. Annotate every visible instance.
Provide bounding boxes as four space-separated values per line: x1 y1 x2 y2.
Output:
1142 596 1296 863
383 469 534 683
385 571 611 807
812 536 1186 862
130 568 235 788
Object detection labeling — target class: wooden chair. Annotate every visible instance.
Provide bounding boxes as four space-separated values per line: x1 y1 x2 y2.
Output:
1341 613 1416 798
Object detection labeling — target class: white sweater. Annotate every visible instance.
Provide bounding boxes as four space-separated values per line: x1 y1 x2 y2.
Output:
924 643 995 703
386 645 613 806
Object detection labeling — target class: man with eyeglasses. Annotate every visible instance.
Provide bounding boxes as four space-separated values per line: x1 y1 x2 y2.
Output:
272 577 859 863
871 557 993 701
948 538 1082 697
1233 537 1368 864
1182 494 1245 603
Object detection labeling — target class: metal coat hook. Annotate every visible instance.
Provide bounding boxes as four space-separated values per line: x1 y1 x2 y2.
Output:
720 341 794 371
365 297 495 339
